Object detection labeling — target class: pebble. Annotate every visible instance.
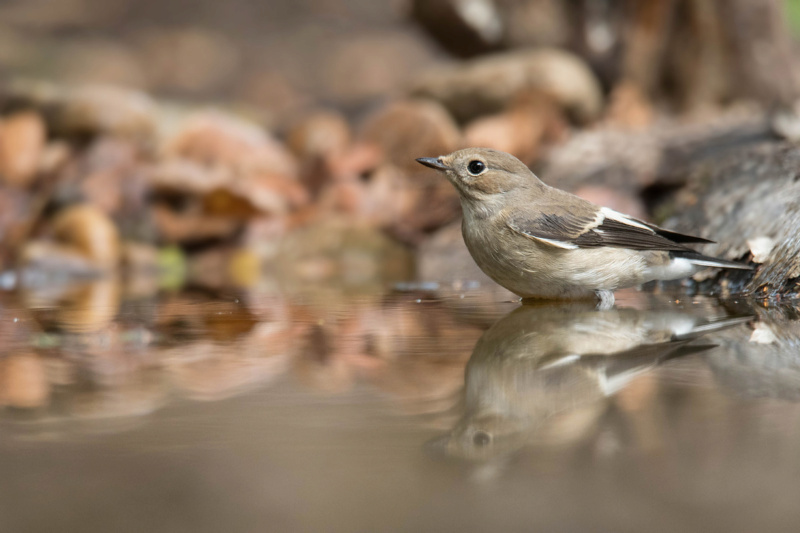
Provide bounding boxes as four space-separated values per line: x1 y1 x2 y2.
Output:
359 99 461 172
52 204 120 269
0 111 46 188
411 48 603 124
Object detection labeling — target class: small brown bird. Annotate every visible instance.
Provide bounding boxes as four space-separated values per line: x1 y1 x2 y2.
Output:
417 148 751 305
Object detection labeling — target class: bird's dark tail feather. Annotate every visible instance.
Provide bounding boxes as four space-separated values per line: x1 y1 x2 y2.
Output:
675 251 753 270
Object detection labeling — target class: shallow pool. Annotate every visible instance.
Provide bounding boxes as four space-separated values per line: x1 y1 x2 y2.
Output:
0 281 798 532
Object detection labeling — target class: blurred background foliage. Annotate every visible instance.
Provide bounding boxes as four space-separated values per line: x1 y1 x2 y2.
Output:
786 0 800 34
1 0 800 297
1 0 798 118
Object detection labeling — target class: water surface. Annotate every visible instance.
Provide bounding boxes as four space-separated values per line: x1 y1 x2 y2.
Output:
1 281 799 532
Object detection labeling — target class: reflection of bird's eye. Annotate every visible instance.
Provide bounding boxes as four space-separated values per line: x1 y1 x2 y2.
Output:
467 160 486 175
472 431 492 447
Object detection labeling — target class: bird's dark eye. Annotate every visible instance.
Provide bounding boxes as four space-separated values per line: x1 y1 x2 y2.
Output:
467 160 486 175
472 431 492 447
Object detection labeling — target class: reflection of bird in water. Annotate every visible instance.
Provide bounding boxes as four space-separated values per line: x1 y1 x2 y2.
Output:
433 303 749 461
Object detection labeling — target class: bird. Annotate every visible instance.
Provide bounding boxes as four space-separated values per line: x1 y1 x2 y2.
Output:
416 148 751 305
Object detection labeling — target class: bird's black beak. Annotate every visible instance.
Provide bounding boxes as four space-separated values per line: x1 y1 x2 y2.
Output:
416 157 450 171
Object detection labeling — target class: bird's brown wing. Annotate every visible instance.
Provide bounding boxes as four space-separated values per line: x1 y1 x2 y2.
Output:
506 207 711 251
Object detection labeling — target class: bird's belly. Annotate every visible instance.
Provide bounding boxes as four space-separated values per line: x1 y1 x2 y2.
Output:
463 228 648 298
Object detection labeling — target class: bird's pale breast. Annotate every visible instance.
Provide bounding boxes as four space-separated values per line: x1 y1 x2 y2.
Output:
461 213 651 298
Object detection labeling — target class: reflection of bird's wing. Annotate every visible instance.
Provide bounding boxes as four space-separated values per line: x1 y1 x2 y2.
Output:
505 198 710 252
577 341 715 395
537 353 582 370
534 314 750 390
671 316 752 339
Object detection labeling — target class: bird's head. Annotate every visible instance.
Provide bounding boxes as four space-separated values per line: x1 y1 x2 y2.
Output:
417 148 543 202
427 410 534 462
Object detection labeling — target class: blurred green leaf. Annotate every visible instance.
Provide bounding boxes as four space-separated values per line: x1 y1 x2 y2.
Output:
785 0 800 36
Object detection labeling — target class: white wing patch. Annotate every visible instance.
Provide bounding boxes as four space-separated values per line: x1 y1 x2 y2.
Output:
539 354 581 370
599 207 654 233
598 367 652 396
529 236 579 250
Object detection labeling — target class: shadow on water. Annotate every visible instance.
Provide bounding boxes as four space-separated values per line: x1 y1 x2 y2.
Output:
2 279 800 532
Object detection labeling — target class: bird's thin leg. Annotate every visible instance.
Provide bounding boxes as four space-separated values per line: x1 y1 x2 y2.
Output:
595 290 615 310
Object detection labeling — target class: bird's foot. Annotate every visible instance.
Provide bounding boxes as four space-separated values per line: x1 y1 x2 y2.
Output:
595 290 615 310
